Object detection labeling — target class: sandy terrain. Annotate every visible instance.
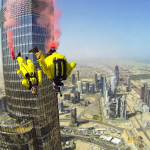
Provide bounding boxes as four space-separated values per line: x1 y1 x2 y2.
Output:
75 140 101 150
59 121 70 126
138 131 150 149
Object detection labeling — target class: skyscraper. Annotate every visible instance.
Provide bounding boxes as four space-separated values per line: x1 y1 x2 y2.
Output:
77 81 83 94
76 70 79 81
71 108 77 123
140 85 144 100
85 82 89 93
74 91 80 101
0 0 61 149
120 95 126 119
111 76 117 94
91 84 95 93
115 65 119 86
127 75 130 86
146 89 150 107
94 74 97 89
58 101 64 112
143 83 148 104
71 74 75 85
100 74 106 95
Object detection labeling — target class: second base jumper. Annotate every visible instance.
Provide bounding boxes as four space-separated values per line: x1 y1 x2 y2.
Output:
29 47 76 97
15 53 42 97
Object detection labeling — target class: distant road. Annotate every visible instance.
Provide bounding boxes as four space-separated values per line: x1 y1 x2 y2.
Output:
60 118 124 131
77 95 99 120
61 134 118 150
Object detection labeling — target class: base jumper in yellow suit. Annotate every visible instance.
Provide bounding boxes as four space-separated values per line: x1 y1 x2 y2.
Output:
29 47 76 97
15 53 42 97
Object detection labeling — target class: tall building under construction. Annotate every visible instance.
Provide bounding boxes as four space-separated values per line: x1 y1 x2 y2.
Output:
0 0 61 150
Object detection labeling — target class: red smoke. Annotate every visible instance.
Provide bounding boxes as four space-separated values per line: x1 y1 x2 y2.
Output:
37 0 62 52
7 31 15 59
3 1 17 60
3 0 27 59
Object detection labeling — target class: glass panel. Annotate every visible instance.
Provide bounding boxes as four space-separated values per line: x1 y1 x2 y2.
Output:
25 35 28 44
22 36 25 44
28 25 32 34
29 35 32 43
33 15 37 25
25 26 27 35
23 44 26 52
22 16 25 26
19 17 22 25
28 15 32 25
25 15 28 25
22 27 25 35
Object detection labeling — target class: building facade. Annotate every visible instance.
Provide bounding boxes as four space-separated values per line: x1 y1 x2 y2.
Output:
115 65 119 86
0 0 61 149
71 74 75 85
77 81 82 94
94 74 97 89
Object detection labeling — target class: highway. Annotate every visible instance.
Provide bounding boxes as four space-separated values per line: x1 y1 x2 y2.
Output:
60 118 124 131
61 134 118 150
77 94 100 120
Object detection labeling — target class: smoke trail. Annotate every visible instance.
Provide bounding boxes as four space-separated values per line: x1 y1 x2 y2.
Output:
6 30 15 59
37 0 62 52
3 0 17 59
3 0 27 59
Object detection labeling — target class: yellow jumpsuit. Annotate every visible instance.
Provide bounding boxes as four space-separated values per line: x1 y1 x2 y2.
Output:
35 52 76 80
16 57 42 88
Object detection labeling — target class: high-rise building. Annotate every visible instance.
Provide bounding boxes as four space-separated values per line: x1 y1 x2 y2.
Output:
115 65 119 86
127 75 130 86
97 82 101 89
0 0 61 149
77 81 82 94
71 74 75 85
71 108 77 123
111 76 117 94
91 84 95 93
74 91 80 101
58 101 64 112
85 82 89 93
100 74 106 95
146 89 150 108
143 83 148 104
64 94 71 100
120 95 127 119
71 97 76 104
94 74 97 89
76 70 79 81
140 85 144 100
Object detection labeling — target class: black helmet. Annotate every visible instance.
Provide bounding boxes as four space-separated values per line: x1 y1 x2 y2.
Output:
47 47 56 56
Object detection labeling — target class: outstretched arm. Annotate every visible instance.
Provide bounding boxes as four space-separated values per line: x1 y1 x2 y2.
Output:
67 62 76 78
37 68 42 86
15 69 30 88
15 69 25 79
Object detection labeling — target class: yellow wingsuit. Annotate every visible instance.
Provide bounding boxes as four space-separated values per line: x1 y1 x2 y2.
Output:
16 56 42 89
34 51 76 81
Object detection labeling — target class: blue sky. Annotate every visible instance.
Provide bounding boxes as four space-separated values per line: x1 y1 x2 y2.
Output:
58 0 150 61
1 0 150 70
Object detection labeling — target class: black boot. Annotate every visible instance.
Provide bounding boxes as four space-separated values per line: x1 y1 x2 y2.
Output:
29 47 39 54
15 52 21 60
26 56 28 60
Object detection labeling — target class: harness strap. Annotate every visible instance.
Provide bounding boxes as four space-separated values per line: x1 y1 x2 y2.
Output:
25 73 38 89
